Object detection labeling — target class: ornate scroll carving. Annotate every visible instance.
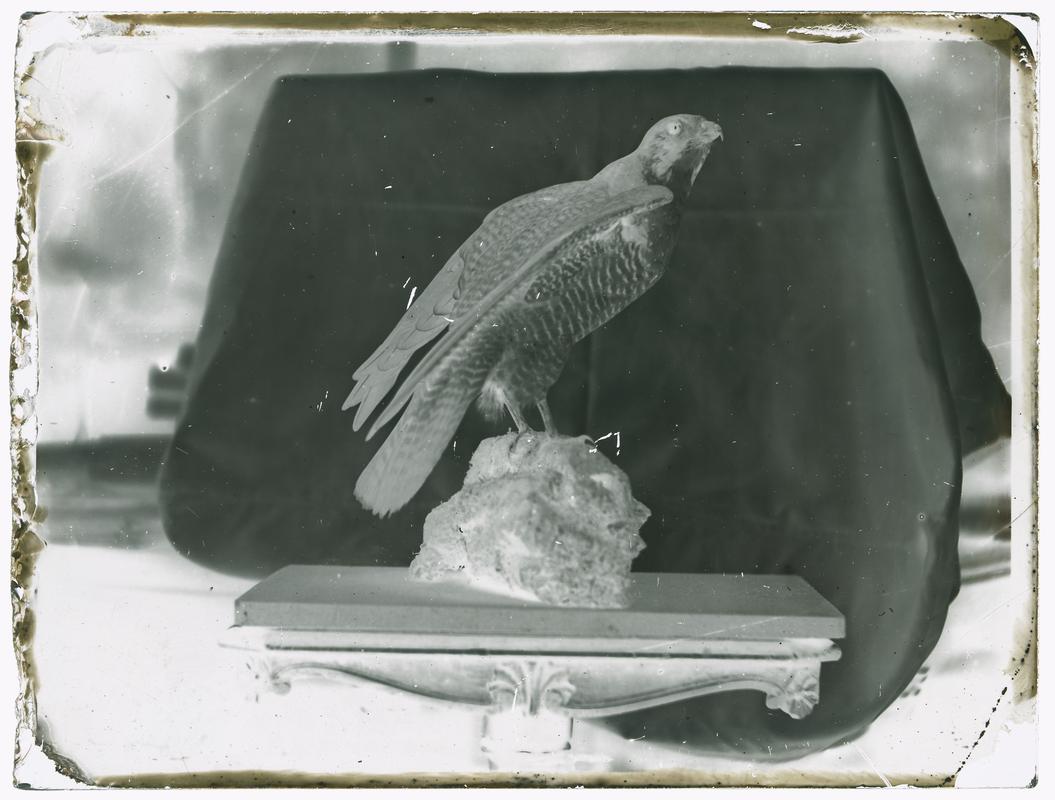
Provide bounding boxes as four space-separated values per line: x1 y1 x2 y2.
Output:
229 638 838 723
486 661 576 714
764 667 820 719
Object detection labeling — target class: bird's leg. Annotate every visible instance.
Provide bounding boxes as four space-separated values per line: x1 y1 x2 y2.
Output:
537 398 558 435
504 402 530 433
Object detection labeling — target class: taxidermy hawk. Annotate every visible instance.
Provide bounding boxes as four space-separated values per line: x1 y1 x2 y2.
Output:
344 114 723 516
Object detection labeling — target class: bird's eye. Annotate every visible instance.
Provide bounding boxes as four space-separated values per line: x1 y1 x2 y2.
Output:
666 121 682 135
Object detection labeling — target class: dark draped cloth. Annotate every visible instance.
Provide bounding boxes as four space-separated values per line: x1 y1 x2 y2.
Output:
159 68 1010 759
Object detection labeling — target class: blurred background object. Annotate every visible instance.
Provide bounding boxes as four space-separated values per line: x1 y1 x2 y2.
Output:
146 343 195 420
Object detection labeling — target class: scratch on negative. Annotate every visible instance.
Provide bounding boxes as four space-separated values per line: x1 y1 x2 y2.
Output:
853 743 893 787
635 616 786 650
594 431 622 453
93 48 280 185
635 638 688 652
992 501 1036 536
974 589 1030 627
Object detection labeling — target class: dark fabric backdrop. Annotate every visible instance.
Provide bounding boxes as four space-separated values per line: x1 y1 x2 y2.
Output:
159 68 1011 759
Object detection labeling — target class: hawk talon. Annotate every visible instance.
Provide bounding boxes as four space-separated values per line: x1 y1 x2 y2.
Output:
537 399 558 435
504 402 530 433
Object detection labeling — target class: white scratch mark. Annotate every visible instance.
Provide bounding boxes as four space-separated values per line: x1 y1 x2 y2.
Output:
384 185 393 190
752 19 771 30
594 430 622 455
635 638 687 653
853 743 892 787
635 616 786 650
974 589 1029 627
94 48 280 185
402 276 411 288
405 286 417 309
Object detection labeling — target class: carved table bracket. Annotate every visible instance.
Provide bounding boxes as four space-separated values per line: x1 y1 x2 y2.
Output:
225 628 841 769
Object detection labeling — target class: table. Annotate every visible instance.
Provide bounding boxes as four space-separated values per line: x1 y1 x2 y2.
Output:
223 566 843 772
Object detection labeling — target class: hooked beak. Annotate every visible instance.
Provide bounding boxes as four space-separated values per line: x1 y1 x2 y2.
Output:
689 119 723 185
698 119 723 145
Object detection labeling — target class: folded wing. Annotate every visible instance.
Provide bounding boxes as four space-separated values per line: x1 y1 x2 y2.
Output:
353 184 673 515
343 181 588 430
365 184 674 439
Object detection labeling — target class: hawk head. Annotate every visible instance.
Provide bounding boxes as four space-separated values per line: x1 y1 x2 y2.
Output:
638 114 723 198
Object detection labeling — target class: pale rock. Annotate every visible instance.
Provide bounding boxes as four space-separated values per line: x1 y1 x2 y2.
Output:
409 432 649 608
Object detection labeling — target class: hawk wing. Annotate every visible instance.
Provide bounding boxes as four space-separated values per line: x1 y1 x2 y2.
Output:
364 184 674 438
342 180 590 430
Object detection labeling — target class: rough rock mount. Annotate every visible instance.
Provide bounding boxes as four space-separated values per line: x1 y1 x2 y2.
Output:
409 432 649 608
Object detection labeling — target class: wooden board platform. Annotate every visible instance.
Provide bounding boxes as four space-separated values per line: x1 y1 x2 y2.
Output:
234 566 844 644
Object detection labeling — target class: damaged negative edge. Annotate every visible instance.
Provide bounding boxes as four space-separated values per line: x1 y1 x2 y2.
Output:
89 10 1036 46
10 15 93 789
941 12 1040 788
5 9 1038 790
89 766 948 790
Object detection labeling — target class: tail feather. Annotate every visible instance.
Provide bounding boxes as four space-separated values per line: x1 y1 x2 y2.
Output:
355 342 494 516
